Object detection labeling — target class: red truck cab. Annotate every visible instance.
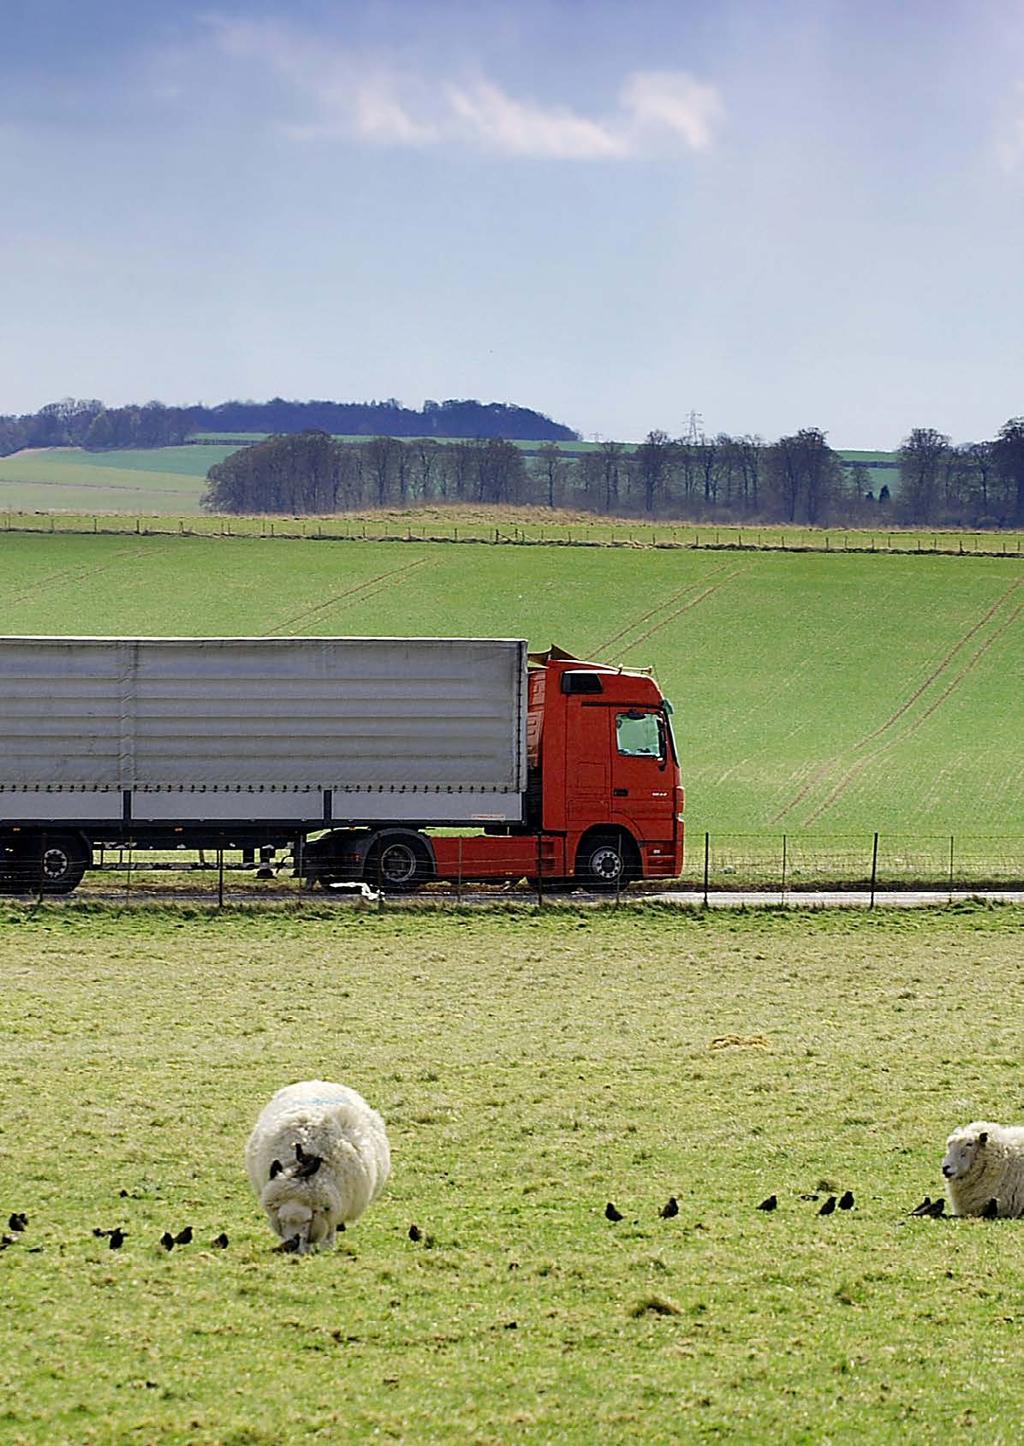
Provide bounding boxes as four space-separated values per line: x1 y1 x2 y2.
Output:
425 646 683 890
526 648 683 885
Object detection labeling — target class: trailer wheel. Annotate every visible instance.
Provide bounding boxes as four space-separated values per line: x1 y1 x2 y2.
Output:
19 832 90 895
367 834 432 893
575 832 633 893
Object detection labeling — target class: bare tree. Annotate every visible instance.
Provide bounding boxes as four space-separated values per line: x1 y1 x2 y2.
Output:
365 436 399 507
598 440 624 513
766 429 840 523
898 428 950 524
635 430 672 513
537 442 567 509
993 418 1024 524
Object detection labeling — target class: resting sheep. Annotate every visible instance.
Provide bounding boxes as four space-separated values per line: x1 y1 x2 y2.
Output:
245 1080 391 1252
942 1121 1024 1218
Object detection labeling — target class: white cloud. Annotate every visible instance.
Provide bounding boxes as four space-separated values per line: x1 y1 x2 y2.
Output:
620 71 724 152
206 18 722 161
445 78 629 160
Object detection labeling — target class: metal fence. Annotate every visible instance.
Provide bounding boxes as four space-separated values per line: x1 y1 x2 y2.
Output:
2 832 1024 910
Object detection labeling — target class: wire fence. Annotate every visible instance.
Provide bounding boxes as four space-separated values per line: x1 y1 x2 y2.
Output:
2 831 1024 911
2 509 1024 558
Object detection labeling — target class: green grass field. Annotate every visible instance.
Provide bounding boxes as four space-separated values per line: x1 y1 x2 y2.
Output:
0 529 1021 841
0 447 237 514
3 902 1024 1442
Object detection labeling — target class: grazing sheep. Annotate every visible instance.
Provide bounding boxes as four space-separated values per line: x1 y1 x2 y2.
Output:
942 1121 1024 1218
245 1080 391 1252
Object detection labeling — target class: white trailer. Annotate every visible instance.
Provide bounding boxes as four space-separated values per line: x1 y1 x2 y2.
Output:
0 636 528 892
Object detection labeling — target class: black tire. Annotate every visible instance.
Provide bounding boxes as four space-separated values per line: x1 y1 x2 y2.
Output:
20 832 90 895
367 834 432 893
576 832 631 893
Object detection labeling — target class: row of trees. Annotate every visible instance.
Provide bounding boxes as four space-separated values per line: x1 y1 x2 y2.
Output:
203 434 532 514
0 398 192 455
0 395 576 457
897 422 1024 527
202 422 1024 526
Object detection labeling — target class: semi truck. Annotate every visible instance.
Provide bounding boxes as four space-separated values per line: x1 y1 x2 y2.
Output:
0 636 683 894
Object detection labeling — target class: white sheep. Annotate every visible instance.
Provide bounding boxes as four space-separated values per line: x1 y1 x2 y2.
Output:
245 1080 391 1252
942 1121 1024 1218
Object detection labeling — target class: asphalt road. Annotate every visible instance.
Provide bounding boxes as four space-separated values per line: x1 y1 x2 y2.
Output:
56 885 1024 909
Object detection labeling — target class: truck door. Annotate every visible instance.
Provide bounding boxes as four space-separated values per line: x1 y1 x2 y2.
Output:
611 709 673 832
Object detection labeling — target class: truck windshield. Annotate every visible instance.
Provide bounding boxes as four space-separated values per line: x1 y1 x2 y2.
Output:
616 711 663 759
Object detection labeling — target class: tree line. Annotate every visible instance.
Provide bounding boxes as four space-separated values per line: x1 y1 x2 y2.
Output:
202 421 1024 527
0 395 576 457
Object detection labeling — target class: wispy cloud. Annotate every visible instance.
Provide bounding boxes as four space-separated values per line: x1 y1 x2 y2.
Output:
208 19 723 160
995 86 1024 173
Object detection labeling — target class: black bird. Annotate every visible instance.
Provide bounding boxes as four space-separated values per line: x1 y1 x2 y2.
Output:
757 1195 778 1212
294 1143 323 1180
909 1196 933 1216
0 1235 15 1250
8 1213 27 1232
605 1202 624 1222
982 1197 1000 1219
926 1198 946 1218
659 1197 679 1219
269 1159 284 1180
408 1224 422 1242
277 1233 302 1253
174 1226 193 1245
108 1228 127 1250
160 1232 175 1251
212 1233 229 1249
92 1228 110 1238
838 1191 855 1211
818 1196 837 1216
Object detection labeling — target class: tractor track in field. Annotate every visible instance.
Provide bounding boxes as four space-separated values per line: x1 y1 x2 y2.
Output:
264 558 431 635
594 563 749 665
591 560 743 657
0 540 174 608
801 599 1024 826
771 576 1024 827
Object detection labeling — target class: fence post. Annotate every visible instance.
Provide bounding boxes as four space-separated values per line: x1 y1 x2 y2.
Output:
948 835 955 900
781 833 788 904
869 832 879 909
703 831 710 907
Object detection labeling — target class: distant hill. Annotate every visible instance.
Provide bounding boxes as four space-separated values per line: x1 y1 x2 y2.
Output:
0 396 579 457
189 398 578 441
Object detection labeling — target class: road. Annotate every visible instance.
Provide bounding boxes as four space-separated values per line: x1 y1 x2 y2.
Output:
55 885 1024 909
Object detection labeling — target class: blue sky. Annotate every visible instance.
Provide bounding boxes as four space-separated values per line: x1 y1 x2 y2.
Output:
2 0 1022 444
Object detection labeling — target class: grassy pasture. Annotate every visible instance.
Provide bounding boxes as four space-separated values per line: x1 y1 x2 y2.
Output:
3 903 1024 1442
0 448 237 514
0 530 1021 840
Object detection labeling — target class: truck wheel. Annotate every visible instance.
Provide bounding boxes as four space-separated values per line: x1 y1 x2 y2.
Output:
367 835 432 893
21 833 90 895
576 833 631 893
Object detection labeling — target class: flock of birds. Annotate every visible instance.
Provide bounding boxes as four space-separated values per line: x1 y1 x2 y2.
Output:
602 1191 856 1223
8 1188 999 1258
0 1212 229 1253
